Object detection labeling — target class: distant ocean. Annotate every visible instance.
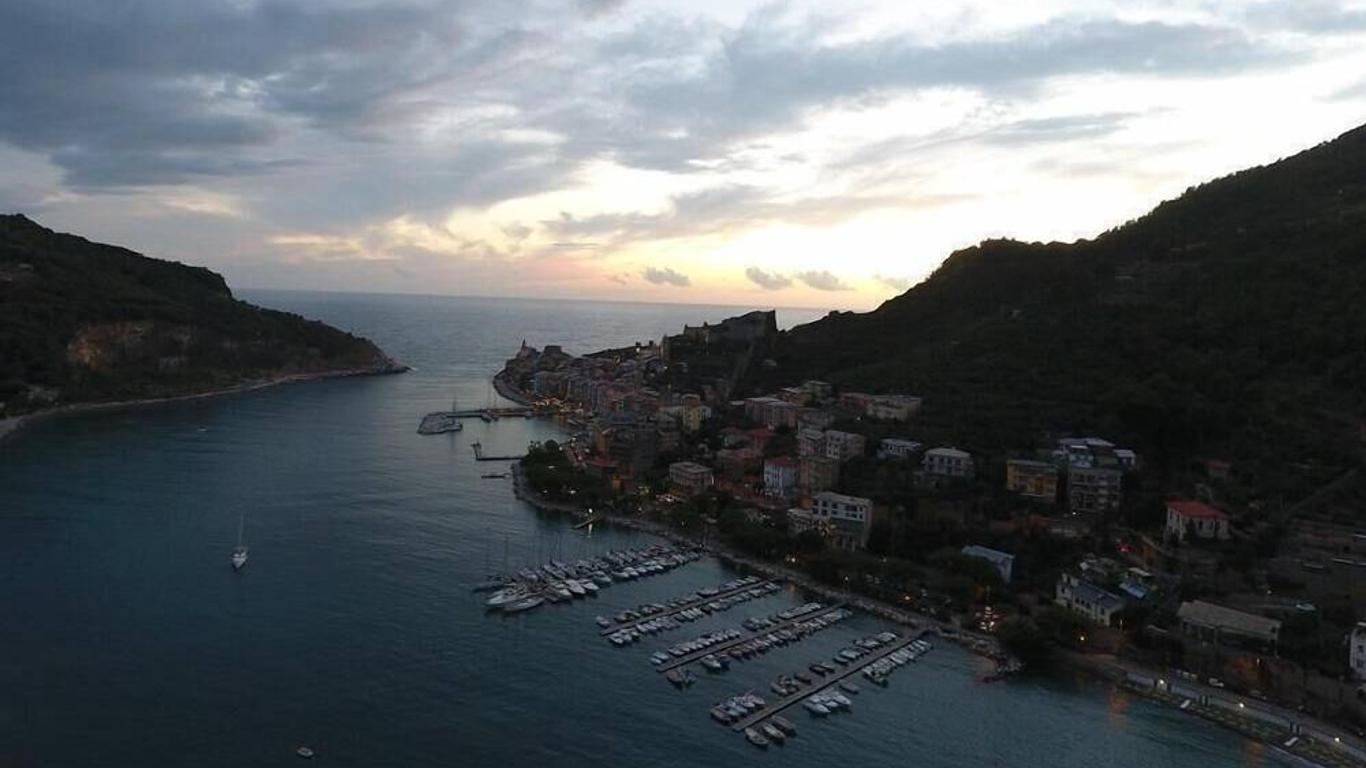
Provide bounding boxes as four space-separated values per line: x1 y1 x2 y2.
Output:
0 291 1285 767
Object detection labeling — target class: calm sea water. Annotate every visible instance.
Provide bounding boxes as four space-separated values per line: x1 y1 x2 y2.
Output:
1 291 1279 767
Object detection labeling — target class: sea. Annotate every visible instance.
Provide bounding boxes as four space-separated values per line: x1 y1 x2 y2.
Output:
0 291 1283 767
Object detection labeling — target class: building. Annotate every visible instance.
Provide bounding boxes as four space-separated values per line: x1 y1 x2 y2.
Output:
714 447 762 480
799 456 840 494
1055 573 1124 626
797 428 826 457
787 507 823 537
668 461 714 497
961 545 1014 583
1006 459 1059 503
877 438 923 461
763 457 798 497
812 491 874 550
865 395 922 422
923 447 974 478
1056 436 1137 472
1177 600 1280 651
823 430 866 463
743 396 799 430
1352 623 1366 681
1067 466 1122 514
800 380 833 401
1166 500 1230 542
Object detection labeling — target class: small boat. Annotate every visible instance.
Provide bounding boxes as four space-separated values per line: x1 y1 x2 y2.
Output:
485 588 526 608
503 596 544 613
771 715 797 736
761 723 786 744
595 615 612 628
231 513 249 571
666 669 687 687
744 727 769 749
296 747 315 759
839 681 860 695
802 699 829 716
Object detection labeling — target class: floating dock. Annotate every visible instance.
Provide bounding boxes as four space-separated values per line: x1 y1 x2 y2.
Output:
472 442 525 462
728 629 931 733
657 603 848 673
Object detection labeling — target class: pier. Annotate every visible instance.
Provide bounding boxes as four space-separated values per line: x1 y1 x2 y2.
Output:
472 442 526 462
728 629 930 733
600 580 782 636
656 603 848 673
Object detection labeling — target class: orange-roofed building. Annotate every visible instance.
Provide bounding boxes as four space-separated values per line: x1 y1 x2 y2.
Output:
1165 500 1229 542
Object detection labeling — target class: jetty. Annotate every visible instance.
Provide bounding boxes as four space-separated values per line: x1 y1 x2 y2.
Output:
472 441 525 462
417 412 463 434
728 629 930 733
656 603 848 673
601 578 781 636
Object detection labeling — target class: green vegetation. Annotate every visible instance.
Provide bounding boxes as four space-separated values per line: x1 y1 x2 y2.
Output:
0 215 399 416
755 123 1366 507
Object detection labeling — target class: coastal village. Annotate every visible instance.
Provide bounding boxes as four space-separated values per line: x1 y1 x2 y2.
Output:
485 310 1366 763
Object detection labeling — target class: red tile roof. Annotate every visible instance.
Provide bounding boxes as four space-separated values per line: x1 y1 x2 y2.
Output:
1168 500 1227 520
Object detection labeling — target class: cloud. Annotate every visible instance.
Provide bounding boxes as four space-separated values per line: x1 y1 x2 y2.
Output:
796 270 852 291
875 274 913 292
642 266 690 286
745 266 793 290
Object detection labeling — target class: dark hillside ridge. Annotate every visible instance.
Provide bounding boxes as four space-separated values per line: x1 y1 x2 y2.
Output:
0 214 403 416
759 124 1366 501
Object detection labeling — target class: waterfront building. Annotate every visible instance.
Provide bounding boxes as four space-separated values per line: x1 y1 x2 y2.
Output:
1067 466 1122 514
823 430 866 463
799 455 840 494
877 438 922 461
668 461 714 497
923 446 974 478
1177 600 1280 652
763 457 798 497
812 491 874 551
1166 500 1230 542
787 507 824 537
1006 459 1060 503
1055 572 1124 626
961 545 1014 583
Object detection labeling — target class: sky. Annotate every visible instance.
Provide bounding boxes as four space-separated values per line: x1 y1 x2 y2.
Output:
4 1 1366 311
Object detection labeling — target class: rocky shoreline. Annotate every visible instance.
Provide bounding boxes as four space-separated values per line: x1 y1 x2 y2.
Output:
0 363 408 447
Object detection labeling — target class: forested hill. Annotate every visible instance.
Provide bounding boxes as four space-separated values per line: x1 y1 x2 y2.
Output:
0 215 402 417
759 123 1366 502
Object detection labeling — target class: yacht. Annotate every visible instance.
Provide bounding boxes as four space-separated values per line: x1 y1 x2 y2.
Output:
770 715 797 736
503 595 544 613
485 587 526 608
761 723 786 744
230 513 249 571
744 728 769 749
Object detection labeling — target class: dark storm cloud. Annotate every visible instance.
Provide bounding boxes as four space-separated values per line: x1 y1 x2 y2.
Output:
0 0 1305 212
642 266 690 286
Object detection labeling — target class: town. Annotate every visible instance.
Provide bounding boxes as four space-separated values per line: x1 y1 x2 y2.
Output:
494 310 1366 750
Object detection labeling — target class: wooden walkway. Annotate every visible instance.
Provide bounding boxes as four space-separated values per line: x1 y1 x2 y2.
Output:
656 603 848 674
601 580 781 636
729 629 929 732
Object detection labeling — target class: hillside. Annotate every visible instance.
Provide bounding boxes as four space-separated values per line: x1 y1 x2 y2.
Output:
759 124 1366 504
0 215 403 417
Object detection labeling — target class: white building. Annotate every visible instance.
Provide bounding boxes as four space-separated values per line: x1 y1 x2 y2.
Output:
823 430 866 463
923 447 974 478
866 395 923 422
812 491 874 550
1055 573 1124 626
763 457 798 497
878 438 923 461
1165 500 1230 542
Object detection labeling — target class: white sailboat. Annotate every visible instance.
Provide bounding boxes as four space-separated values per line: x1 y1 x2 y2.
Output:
231 513 249 571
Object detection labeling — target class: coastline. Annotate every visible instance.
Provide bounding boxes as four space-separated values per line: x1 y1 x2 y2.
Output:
0 364 407 447
508 463 1365 768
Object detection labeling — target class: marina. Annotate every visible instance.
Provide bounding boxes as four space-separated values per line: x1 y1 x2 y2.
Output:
481 544 702 615
724 629 934 736
655 602 849 673
598 576 781 637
